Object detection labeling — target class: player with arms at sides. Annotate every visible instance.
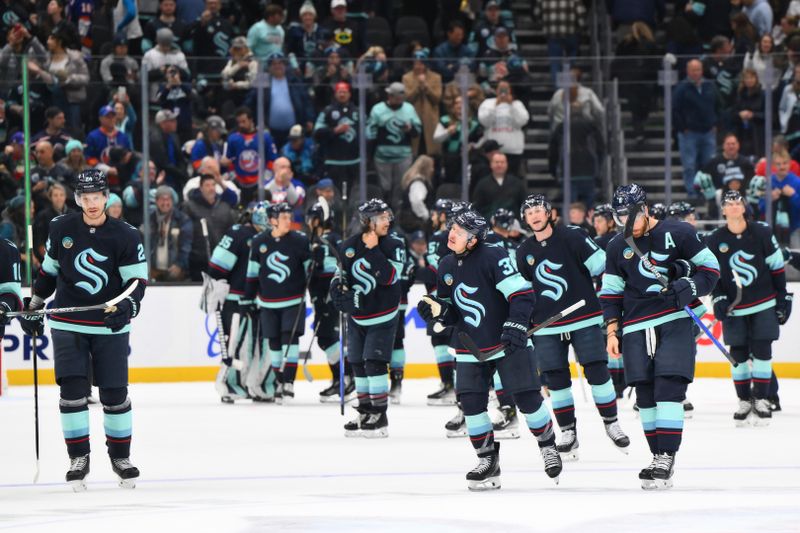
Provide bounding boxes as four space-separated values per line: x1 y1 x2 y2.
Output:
19 169 147 491
204 202 270 403
329 199 404 437
244 202 311 403
705 190 790 426
418 209 562 490
516 194 630 461
600 184 720 490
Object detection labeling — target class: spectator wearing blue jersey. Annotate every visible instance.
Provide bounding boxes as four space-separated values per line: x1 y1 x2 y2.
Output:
85 105 132 167
190 115 227 169
280 124 316 182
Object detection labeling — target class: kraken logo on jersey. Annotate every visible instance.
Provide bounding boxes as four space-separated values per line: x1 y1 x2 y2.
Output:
74 248 109 295
352 258 377 295
535 259 568 301
266 251 291 283
453 283 486 328
729 251 758 287
385 117 407 144
639 251 670 293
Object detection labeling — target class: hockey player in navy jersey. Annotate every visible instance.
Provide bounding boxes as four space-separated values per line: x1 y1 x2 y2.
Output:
592 204 625 397
517 194 630 460
601 184 720 490
306 202 353 403
418 210 562 490
486 208 519 261
0 238 22 366
19 169 147 490
705 191 790 425
244 202 312 403
204 203 269 403
330 199 404 437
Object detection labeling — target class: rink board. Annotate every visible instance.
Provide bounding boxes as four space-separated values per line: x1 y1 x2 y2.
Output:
4 284 800 384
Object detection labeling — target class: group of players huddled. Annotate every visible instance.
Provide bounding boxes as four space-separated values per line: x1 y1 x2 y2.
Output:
0 168 789 493
202 180 790 492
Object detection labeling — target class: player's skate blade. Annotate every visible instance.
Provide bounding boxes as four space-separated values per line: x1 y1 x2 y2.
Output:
733 399 752 427
556 428 579 461
445 408 467 438
111 458 139 489
604 421 630 454
639 455 658 490
540 445 562 484
467 442 501 491
492 406 520 440
66 454 89 492
344 409 368 437
651 453 675 490
361 412 389 438
427 383 456 406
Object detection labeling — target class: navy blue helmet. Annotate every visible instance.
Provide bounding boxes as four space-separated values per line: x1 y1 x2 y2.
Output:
667 201 695 220
75 169 108 194
593 203 614 221
722 190 745 205
491 208 516 230
650 203 667 220
432 198 455 216
358 198 392 225
452 210 489 241
267 202 293 219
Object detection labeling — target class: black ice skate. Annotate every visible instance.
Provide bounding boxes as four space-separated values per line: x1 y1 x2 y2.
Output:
389 369 403 405
752 398 772 426
343 378 356 402
604 420 630 454
361 411 389 439
445 407 467 438
556 427 579 461
274 383 284 405
467 442 501 491
733 399 752 427
66 454 90 492
651 452 675 490
319 379 341 403
282 382 295 403
492 405 520 440
111 458 140 489
540 445 562 484
682 398 694 419
426 382 456 406
768 396 781 412
344 408 369 438
639 455 658 490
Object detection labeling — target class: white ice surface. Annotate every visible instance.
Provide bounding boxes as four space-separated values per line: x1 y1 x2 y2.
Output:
1 378 799 532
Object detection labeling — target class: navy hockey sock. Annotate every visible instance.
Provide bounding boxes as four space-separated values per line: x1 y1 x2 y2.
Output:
101 388 132 459
60 377 90 457
608 354 626 395
751 358 772 399
584 362 618 422
654 376 688 453
635 382 658 454
365 360 388 413
434 345 454 385
282 344 299 384
351 362 371 410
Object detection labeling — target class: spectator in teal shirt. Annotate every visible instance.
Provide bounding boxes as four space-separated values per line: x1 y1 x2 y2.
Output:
247 4 285 61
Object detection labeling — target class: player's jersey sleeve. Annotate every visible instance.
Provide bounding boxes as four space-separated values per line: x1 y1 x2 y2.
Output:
568 226 606 277
0 239 22 312
599 235 625 322
678 224 720 298
208 226 240 279
760 223 787 296
489 247 535 324
117 223 148 313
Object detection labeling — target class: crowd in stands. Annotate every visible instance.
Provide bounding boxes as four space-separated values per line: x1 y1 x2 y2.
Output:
3 0 800 280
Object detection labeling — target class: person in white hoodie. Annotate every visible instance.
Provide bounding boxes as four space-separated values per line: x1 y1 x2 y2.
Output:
547 66 605 132
141 28 189 102
477 80 529 176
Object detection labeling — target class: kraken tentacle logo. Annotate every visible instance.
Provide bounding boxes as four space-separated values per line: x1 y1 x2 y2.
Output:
352 258 376 295
74 249 109 295
266 251 291 283
729 251 757 287
535 259 568 301
639 251 670 293
453 283 486 328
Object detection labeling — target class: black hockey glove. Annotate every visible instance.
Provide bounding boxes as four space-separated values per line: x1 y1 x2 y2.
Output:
660 277 697 310
19 297 45 336
417 295 450 323
0 301 11 337
667 259 696 282
711 295 729 322
501 321 529 352
104 298 135 333
330 280 358 313
775 293 793 325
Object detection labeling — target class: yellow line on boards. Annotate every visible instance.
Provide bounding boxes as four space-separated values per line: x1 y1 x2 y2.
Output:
7 362 800 386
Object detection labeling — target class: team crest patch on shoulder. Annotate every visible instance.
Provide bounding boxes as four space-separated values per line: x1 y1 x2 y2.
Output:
526 254 535 266
718 242 729 253
623 247 634 260
444 273 454 286
62 237 73 249
345 247 355 258
259 244 268 254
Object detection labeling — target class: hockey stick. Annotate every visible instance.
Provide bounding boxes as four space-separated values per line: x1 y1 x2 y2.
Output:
458 300 586 362
622 205 737 366
279 256 317 386
695 270 742 341
26 225 40 484
300 320 321 383
7 279 140 318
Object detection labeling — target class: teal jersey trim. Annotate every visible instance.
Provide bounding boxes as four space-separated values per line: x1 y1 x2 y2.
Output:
324 158 360 165
50 320 131 335
42 253 59 276
729 298 775 317
257 297 302 309
351 308 399 327
622 304 707 335
497 274 531 300
0 280 22 301
210 247 238 271
766 248 784 271
119 262 148 284
599 273 625 296
584 249 606 277
689 247 720 271
247 259 260 278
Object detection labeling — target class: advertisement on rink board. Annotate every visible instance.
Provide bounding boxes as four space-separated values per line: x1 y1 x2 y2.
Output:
4 284 800 384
